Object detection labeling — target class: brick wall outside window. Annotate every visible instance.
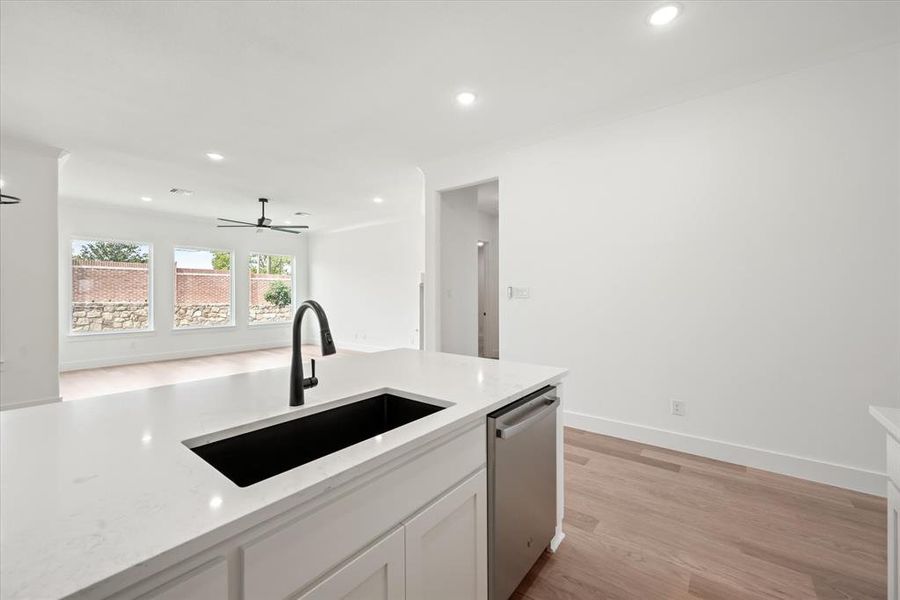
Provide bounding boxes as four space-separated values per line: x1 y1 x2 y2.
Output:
72 259 149 303
70 259 294 331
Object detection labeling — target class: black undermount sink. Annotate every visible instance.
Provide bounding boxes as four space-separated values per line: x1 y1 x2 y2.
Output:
188 394 445 487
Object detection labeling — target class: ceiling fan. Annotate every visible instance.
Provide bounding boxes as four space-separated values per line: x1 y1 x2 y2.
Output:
217 198 309 234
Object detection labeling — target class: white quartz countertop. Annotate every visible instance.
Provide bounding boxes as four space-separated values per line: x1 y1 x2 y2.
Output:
0 349 566 600
870 405 900 441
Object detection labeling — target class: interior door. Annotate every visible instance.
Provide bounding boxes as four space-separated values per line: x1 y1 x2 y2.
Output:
477 244 486 357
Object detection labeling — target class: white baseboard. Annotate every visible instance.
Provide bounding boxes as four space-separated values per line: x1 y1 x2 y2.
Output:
549 531 565 553
59 342 293 372
0 395 62 411
565 410 886 497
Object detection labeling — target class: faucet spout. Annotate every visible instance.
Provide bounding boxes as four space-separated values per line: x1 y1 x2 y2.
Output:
290 300 336 407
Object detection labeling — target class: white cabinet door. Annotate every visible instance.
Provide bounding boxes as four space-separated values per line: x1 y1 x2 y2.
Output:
405 469 487 600
139 559 227 600
297 526 404 600
889 482 899 600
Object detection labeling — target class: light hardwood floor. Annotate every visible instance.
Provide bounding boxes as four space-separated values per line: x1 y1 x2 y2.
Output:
515 427 888 600
59 345 351 400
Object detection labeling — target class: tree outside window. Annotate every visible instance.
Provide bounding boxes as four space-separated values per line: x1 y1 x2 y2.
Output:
71 239 152 334
248 253 294 324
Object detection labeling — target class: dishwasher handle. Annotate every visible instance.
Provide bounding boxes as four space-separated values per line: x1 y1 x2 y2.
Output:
496 397 559 439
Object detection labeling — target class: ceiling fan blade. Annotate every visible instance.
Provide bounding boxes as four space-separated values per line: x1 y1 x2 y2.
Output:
216 224 256 228
217 218 257 225
269 227 302 234
275 225 310 229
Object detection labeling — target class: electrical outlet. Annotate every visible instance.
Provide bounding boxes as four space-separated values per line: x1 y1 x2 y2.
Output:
671 400 686 417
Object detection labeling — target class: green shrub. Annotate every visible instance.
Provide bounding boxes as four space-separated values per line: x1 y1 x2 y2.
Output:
264 281 292 308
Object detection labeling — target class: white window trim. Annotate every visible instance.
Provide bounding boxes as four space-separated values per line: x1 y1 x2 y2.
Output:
247 252 295 327
68 236 155 337
172 245 235 331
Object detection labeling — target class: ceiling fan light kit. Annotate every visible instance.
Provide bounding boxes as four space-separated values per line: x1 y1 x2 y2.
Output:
217 198 310 235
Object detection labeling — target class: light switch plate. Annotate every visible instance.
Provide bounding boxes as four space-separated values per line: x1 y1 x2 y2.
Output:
507 286 530 299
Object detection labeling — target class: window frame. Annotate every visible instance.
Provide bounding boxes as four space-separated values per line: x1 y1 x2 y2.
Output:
247 251 296 327
172 245 236 331
68 236 155 337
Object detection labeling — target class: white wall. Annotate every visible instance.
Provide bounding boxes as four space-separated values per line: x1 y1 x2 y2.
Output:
439 187 479 356
58 200 309 371
423 46 900 494
0 138 62 409
308 215 424 352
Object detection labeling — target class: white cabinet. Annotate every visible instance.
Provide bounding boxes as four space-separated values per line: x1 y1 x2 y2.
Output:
99 422 501 600
405 469 487 600
242 425 486 600
139 559 227 600
889 482 899 600
298 527 405 600
888 433 900 600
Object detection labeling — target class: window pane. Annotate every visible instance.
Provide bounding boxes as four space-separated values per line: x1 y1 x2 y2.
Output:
71 239 151 333
248 253 293 324
174 248 233 328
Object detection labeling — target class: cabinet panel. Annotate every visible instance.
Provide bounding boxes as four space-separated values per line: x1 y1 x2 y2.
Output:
298 527 404 600
405 469 487 600
889 482 898 600
138 558 227 600
243 424 486 600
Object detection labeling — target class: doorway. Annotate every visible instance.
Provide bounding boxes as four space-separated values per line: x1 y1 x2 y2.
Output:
438 180 499 359
477 240 499 359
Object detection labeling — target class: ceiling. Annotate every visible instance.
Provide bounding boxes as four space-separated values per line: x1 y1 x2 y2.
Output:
1 1 898 229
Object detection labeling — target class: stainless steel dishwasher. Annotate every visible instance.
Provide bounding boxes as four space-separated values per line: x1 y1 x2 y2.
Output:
487 385 559 600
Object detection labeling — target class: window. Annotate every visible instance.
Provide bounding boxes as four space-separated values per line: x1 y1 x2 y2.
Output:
174 247 233 329
248 253 294 324
71 239 152 334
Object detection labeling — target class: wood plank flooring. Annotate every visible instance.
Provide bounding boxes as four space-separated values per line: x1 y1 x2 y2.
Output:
514 427 888 600
59 345 353 400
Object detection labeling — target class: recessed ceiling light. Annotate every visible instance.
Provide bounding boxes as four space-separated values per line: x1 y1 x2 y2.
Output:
0 178 5 188
206 152 224 161
648 4 680 26
477 241 485 247
456 91 477 107
140 196 153 202
372 196 384 204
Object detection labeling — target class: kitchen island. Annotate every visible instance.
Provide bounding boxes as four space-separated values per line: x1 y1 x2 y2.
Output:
0 349 567 600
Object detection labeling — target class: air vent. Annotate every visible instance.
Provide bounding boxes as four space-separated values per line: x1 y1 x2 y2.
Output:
294 211 312 216
169 188 194 196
